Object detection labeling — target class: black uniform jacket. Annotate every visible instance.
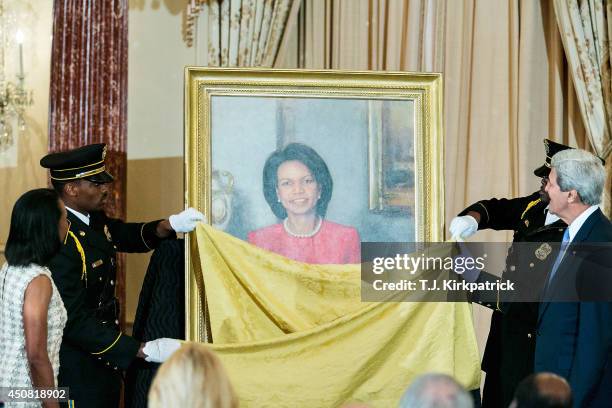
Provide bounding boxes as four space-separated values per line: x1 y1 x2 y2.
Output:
48 211 168 407
458 191 567 408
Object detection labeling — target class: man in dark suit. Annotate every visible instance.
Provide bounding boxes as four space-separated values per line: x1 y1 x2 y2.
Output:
449 139 570 408
40 144 204 408
537 148 612 407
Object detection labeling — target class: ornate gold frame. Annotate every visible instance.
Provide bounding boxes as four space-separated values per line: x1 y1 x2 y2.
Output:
184 68 444 342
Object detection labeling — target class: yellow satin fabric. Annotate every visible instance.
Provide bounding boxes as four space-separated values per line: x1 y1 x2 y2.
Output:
195 224 481 407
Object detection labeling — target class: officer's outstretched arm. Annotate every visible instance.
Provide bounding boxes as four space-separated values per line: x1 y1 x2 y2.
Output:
458 191 540 231
105 216 174 253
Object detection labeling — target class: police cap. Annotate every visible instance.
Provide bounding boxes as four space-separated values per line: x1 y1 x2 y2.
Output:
40 143 114 183
533 139 572 178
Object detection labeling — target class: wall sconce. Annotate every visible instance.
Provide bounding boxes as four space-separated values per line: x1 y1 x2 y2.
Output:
0 0 34 153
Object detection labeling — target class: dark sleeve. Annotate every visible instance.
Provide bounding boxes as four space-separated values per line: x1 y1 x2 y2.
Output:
104 216 176 253
576 246 612 301
132 240 186 341
467 270 505 311
468 261 543 313
570 243 612 405
570 302 612 407
48 235 140 369
458 191 541 231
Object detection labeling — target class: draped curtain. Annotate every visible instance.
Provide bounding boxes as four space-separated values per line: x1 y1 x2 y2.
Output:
48 0 129 325
297 0 588 355
300 0 444 71
188 0 301 67
299 0 588 238
553 0 612 214
196 224 480 407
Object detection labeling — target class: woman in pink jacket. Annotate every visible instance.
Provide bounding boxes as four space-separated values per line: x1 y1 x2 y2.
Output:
248 143 360 264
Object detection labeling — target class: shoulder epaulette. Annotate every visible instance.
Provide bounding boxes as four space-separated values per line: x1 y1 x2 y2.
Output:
521 198 541 220
67 230 88 287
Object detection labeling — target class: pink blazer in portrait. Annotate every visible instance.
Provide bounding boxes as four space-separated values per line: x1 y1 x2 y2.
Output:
247 220 361 264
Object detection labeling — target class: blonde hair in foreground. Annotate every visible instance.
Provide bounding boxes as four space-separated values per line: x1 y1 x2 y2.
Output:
148 343 238 408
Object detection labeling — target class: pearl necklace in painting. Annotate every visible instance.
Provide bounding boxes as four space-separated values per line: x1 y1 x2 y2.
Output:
283 216 323 238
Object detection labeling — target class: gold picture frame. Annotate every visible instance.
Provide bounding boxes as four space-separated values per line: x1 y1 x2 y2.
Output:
184 68 444 342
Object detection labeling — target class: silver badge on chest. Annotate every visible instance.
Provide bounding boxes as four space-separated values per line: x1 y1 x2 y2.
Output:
535 243 552 260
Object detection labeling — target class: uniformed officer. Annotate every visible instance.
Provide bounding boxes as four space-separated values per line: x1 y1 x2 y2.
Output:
40 143 204 408
449 139 571 408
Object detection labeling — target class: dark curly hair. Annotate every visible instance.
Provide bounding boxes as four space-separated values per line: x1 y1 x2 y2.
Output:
262 143 333 219
5 188 63 266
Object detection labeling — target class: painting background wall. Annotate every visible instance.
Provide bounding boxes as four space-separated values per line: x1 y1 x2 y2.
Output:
211 96 414 243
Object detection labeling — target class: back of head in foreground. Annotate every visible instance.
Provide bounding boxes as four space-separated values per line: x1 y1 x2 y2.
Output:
398 373 473 408
509 373 572 408
148 343 238 408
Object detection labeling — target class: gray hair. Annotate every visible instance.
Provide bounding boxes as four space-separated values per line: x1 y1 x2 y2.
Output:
398 373 473 408
551 149 605 206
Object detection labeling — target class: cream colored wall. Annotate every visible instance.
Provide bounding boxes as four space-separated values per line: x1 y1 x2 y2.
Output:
0 0 53 262
128 0 191 160
126 0 193 323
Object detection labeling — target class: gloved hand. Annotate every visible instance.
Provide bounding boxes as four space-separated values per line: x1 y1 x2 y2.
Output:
143 338 182 363
169 208 205 233
449 215 478 240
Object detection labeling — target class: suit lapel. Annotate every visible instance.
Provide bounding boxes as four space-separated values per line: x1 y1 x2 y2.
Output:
570 208 602 244
538 209 602 324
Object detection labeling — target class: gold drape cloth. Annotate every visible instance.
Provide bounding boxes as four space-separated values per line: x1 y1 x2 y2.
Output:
195 224 481 407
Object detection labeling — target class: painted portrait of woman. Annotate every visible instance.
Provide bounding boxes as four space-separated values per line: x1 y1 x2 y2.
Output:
247 143 361 264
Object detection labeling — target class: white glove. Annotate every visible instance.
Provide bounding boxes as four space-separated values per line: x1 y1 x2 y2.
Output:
143 338 182 363
449 215 478 240
169 207 205 233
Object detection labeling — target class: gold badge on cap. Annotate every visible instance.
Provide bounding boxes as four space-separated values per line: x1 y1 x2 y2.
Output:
535 243 552 260
102 145 107 160
104 225 112 242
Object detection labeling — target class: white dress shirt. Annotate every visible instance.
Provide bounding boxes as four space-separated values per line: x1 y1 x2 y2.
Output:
66 206 91 226
544 205 560 226
566 205 599 243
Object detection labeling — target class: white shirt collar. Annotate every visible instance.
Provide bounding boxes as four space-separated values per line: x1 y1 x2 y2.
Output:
567 205 599 242
543 205 560 226
66 206 91 226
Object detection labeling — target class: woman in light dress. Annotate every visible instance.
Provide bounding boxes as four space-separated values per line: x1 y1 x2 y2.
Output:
0 189 69 408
